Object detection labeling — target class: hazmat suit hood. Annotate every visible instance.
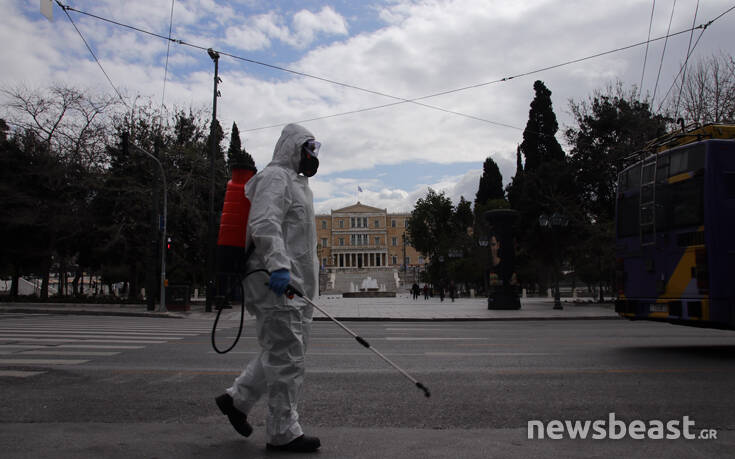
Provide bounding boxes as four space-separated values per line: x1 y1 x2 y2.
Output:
268 123 315 175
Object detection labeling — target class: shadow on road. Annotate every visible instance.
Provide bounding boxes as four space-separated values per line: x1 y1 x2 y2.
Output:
616 344 735 361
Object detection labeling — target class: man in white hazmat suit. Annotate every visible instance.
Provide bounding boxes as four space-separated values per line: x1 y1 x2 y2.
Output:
216 123 321 453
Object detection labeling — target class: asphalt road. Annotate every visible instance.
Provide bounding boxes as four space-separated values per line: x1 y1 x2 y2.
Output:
2 313 735 458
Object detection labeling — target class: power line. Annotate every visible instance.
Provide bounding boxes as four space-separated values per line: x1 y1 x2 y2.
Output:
674 0 700 117
161 0 176 110
54 1 734 132
55 1 127 107
640 0 656 92
652 0 677 104
242 15 725 133
656 27 706 113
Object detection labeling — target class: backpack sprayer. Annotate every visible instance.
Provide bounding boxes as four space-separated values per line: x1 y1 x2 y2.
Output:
211 164 256 354
210 166 431 398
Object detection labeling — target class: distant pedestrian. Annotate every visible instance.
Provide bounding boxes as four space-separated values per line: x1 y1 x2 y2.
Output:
411 283 420 300
423 284 429 300
439 286 445 302
449 281 456 302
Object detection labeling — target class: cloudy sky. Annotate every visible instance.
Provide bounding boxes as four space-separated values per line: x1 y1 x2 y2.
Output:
2 0 734 213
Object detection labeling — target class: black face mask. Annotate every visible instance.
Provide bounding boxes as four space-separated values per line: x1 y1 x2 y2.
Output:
298 144 319 177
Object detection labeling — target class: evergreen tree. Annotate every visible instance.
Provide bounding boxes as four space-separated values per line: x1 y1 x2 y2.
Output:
454 196 474 234
505 145 524 209
227 121 256 169
474 156 504 208
566 84 669 222
520 80 565 172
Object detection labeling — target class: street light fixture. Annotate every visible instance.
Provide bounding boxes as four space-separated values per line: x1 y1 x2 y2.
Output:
127 138 168 312
539 212 568 310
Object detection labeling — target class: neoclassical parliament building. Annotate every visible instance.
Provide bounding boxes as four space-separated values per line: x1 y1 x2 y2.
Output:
315 202 425 272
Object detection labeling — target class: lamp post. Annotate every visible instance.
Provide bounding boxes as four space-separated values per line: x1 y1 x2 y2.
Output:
205 48 221 313
126 135 168 312
539 212 568 310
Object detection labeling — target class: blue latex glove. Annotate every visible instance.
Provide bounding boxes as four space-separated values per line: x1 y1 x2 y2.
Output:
268 269 290 296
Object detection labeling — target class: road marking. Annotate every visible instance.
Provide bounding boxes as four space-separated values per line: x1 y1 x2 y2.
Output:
19 350 120 356
0 329 201 337
0 370 46 378
425 352 555 357
385 337 488 341
0 334 182 340
0 344 46 348
0 358 89 365
0 338 76 343
58 344 144 349
66 339 167 344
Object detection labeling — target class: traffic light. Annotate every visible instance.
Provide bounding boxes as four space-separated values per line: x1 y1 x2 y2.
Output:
167 237 172 251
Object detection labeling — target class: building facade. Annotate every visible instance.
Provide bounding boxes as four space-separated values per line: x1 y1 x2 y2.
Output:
315 202 425 271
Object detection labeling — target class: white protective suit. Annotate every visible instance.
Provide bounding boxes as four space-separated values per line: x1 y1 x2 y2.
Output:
225 123 319 446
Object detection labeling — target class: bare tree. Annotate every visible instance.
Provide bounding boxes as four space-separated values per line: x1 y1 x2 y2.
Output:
1 84 120 169
670 53 735 125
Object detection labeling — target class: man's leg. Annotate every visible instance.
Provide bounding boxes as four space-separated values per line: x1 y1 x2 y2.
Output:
259 307 307 446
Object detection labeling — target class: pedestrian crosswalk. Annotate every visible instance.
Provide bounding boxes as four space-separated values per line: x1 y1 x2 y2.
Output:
0 314 213 378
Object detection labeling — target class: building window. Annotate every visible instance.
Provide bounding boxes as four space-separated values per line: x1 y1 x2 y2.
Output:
321 220 327 229
339 238 344 246
363 217 368 228
392 256 397 265
391 219 396 228
374 219 380 228
418 256 424 264
392 237 397 246
375 236 380 245
321 238 327 247
405 256 410 265
339 220 344 228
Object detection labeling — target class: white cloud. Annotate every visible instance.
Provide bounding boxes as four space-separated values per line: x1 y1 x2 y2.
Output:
224 7 348 52
288 6 349 48
3 0 735 216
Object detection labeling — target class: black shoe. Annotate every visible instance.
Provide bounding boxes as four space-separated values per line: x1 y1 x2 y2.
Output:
266 435 321 453
215 393 253 437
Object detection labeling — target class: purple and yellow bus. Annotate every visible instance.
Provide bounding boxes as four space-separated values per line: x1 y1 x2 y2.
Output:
615 124 735 329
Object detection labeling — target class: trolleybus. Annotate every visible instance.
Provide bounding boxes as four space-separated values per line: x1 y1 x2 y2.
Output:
615 124 735 329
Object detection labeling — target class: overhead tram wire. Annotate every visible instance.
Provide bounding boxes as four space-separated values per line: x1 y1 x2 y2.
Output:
656 26 706 113
56 1 128 107
652 0 678 105
55 1 518 129
241 16 727 133
674 0 700 117
55 1 734 132
161 0 176 110
639 0 657 93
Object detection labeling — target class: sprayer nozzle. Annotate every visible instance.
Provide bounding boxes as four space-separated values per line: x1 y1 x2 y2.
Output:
416 382 431 398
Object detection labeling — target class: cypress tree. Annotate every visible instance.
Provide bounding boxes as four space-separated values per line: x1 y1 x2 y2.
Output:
227 122 256 169
520 80 565 172
474 156 504 208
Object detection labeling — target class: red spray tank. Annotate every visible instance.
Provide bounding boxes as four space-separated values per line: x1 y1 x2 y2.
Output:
216 165 257 275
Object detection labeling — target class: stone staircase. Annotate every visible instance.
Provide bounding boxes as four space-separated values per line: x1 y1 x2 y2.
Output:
319 269 400 294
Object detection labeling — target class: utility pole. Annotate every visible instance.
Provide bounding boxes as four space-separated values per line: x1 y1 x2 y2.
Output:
206 48 221 313
144 137 160 311
127 134 167 312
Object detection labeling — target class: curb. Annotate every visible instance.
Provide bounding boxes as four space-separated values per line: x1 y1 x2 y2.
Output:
1 307 620 322
0 308 183 319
